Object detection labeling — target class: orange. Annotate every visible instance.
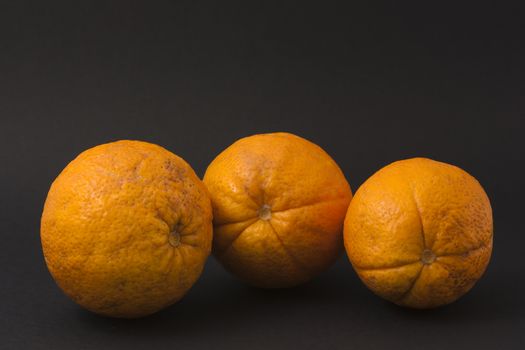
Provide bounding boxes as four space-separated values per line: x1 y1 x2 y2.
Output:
344 158 493 308
41 140 213 318
203 132 352 288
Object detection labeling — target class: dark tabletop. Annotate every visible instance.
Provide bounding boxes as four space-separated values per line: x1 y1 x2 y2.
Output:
1 1 524 349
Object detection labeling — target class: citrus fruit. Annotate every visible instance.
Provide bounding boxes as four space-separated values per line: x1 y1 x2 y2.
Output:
203 132 352 288
41 140 213 318
344 157 493 308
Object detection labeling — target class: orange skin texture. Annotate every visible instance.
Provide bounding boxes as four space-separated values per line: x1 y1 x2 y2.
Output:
203 132 352 288
41 140 213 318
344 158 493 308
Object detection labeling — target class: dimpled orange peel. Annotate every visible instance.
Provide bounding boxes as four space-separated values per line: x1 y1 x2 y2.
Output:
41 140 213 318
203 132 352 288
344 158 493 308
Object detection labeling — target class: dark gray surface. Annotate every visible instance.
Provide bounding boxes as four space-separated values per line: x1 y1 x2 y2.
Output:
1 1 524 349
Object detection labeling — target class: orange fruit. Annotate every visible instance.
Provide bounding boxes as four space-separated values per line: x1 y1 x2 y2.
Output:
41 140 213 318
344 158 493 308
203 132 352 288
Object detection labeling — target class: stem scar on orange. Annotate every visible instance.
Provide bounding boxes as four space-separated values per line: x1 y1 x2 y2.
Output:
203 132 352 288
41 140 213 318
344 158 493 308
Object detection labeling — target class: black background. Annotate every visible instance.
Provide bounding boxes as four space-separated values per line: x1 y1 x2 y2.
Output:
1 1 524 349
